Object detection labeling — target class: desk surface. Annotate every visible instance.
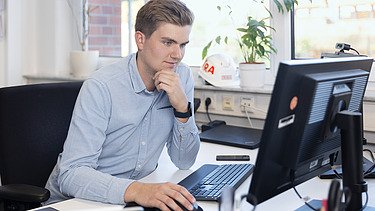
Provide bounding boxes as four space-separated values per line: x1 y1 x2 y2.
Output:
36 142 375 211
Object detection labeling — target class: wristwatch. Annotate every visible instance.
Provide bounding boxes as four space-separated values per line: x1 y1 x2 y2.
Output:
173 102 192 118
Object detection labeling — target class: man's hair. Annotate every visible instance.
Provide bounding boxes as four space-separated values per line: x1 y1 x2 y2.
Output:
135 0 194 38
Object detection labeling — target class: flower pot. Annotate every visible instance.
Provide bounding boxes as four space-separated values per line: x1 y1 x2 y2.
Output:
239 62 266 88
70 50 99 78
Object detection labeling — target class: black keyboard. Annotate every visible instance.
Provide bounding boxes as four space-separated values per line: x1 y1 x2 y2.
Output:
178 163 254 201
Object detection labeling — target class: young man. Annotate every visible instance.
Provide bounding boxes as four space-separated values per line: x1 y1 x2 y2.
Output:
45 0 200 210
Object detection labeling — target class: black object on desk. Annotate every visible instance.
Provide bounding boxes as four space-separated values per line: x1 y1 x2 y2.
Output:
216 154 250 161
199 124 262 149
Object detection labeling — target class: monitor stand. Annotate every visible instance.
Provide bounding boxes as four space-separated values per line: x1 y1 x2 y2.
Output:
297 111 374 210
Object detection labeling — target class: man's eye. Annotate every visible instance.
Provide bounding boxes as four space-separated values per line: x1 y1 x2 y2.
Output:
163 41 173 46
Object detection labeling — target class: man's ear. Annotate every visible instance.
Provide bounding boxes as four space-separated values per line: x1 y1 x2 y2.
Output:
135 31 145 50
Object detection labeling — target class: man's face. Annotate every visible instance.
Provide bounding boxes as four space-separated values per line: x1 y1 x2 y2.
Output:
136 23 192 74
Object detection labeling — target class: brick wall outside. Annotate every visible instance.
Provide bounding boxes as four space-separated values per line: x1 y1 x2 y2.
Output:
88 0 121 57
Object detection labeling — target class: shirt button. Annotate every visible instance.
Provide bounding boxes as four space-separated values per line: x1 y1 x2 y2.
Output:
138 165 141 168
141 142 146 145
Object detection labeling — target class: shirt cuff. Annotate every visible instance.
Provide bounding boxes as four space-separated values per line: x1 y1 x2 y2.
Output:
108 177 134 204
174 116 198 138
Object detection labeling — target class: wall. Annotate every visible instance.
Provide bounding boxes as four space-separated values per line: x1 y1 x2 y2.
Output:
0 0 80 87
89 0 121 56
194 69 375 144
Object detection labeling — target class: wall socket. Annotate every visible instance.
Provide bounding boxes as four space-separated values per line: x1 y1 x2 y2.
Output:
204 94 216 111
240 97 255 112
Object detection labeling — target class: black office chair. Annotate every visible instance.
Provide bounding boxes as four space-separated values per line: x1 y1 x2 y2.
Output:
0 82 83 211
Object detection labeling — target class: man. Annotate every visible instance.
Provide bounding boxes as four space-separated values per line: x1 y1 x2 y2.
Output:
44 0 200 210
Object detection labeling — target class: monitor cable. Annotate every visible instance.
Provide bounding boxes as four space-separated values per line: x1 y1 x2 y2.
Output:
292 186 319 211
237 193 257 211
290 170 319 211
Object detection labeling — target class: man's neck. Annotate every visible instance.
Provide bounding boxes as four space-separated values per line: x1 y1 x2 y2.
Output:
136 57 156 91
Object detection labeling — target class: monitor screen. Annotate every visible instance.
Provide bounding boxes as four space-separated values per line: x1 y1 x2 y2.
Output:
247 57 373 207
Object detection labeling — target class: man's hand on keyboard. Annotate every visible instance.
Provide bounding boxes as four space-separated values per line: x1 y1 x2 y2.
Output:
124 181 196 211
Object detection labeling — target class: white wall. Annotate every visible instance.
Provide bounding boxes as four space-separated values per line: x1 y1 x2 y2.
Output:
0 0 79 87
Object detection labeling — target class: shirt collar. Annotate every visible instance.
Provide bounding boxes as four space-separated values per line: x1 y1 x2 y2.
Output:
129 53 147 93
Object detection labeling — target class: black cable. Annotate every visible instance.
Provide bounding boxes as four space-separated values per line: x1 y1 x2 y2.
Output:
292 187 319 211
363 149 375 162
240 194 257 211
205 98 212 122
333 169 343 179
350 47 360 55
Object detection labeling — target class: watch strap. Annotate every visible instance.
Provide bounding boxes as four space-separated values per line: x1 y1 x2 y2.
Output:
173 102 192 118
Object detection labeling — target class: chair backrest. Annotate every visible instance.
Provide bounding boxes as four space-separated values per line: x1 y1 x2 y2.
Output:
0 82 83 187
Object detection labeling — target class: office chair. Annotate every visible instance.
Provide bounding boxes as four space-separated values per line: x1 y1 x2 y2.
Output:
0 82 83 211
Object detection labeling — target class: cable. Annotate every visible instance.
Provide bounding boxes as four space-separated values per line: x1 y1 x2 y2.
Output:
350 47 360 55
239 194 257 211
290 170 319 211
333 169 343 179
245 109 254 128
363 149 375 162
292 187 319 211
205 98 212 122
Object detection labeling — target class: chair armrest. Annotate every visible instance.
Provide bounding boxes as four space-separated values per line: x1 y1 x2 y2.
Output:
0 184 50 203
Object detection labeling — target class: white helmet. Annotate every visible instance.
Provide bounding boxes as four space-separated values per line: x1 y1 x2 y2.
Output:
199 53 240 87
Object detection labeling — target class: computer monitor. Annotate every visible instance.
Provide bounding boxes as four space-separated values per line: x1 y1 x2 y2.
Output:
247 57 373 209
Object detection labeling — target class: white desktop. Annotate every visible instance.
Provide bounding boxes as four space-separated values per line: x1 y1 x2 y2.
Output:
34 141 375 211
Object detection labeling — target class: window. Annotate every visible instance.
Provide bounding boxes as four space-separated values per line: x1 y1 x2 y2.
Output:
293 0 375 89
293 0 375 59
88 0 272 66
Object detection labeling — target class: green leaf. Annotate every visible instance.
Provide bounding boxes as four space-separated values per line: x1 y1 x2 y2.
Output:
201 41 212 60
272 0 284 13
215 36 221 44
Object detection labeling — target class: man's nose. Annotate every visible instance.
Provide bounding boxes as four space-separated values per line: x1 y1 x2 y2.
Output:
171 45 183 60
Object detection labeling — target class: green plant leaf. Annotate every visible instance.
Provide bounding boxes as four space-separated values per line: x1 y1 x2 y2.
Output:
202 41 212 60
215 36 222 44
272 0 284 13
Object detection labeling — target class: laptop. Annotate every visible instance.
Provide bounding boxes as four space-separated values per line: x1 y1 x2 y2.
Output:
199 124 262 149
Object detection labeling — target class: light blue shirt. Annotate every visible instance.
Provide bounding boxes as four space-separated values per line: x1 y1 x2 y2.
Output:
44 53 200 205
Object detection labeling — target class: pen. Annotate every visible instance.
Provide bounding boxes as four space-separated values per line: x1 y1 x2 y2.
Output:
216 154 250 161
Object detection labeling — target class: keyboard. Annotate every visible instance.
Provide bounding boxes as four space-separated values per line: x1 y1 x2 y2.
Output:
178 163 254 201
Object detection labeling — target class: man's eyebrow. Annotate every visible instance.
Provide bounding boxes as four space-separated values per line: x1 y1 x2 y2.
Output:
161 37 189 45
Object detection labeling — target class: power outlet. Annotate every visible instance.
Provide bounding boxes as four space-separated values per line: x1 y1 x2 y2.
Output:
204 94 216 111
240 97 255 112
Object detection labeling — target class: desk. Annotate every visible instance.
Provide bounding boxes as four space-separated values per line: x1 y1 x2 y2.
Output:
35 142 375 211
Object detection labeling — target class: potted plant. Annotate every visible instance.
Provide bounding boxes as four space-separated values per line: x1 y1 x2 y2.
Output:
201 1 296 88
67 0 99 78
